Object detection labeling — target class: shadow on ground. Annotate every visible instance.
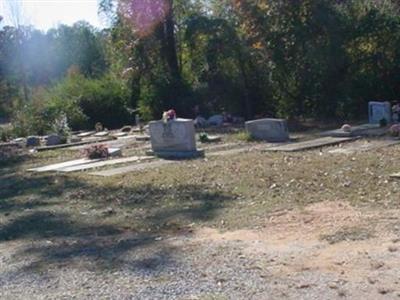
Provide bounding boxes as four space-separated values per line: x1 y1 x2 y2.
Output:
0 172 236 275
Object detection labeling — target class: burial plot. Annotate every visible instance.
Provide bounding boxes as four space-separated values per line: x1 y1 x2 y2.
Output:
245 118 289 142
28 158 100 172
57 156 154 173
321 123 387 138
369 101 391 124
77 131 95 138
149 118 204 159
90 160 174 177
264 137 355 152
94 131 109 137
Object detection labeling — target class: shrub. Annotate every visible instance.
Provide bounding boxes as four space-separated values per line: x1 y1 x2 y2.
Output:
43 72 131 130
0 125 13 142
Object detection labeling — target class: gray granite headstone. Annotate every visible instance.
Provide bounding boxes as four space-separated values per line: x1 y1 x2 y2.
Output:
149 118 203 158
46 134 62 146
26 136 41 147
369 101 391 124
245 118 289 142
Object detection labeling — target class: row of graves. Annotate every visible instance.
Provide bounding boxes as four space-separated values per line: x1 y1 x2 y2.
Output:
24 101 400 177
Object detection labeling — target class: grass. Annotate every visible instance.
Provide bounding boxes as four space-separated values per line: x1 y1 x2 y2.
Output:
234 131 255 142
1 133 400 270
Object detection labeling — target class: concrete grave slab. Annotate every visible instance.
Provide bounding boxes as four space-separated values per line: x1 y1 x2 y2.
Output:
390 173 400 179
35 137 112 152
94 131 109 137
321 123 387 138
245 118 289 142
58 156 154 173
77 131 95 138
113 132 128 138
28 158 100 172
264 137 356 152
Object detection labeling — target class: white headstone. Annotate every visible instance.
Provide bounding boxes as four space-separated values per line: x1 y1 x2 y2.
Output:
369 101 391 124
245 118 290 142
149 118 197 153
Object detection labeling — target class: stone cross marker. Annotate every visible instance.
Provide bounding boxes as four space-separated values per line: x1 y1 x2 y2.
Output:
245 118 289 142
149 118 203 158
369 101 391 124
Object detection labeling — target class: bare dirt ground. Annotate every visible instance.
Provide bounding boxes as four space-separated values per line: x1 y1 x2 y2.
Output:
1 201 400 299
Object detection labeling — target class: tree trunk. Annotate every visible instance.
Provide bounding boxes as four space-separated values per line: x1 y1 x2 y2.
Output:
162 0 180 80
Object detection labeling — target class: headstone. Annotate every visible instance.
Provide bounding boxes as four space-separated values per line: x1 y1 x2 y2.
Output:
26 136 40 147
46 134 62 146
369 101 391 124
194 116 207 127
108 147 122 157
245 118 290 142
121 126 132 133
149 118 203 158
208 115 224 127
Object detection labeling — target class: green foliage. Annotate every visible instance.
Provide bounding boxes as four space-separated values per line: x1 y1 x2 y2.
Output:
11 71 131 135
0 125 13 142
4 0 400 125
44 71 131 130
236 131 254 142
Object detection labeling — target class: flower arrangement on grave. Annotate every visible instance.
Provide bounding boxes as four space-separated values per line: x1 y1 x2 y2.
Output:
199 132 210 143
389 124 400 137
162 109 176 123
83 144 109 159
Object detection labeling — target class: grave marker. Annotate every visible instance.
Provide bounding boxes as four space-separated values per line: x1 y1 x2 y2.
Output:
369 101 391 124
245 118 290 142
149 118 203 158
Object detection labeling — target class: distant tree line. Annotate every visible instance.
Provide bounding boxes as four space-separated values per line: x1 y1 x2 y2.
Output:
2 0 400 135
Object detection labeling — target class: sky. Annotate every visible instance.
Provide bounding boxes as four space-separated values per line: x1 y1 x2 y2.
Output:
0 0 106 31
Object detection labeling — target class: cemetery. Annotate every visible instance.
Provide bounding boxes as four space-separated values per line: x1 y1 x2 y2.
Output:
2 101 400 298
2 0 400 297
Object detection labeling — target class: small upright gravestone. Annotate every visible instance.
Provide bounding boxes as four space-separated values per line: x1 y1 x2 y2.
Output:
149 118 203 158
245 118 289 142
369 101 391 124
26 136 41 147
46 134 62 146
